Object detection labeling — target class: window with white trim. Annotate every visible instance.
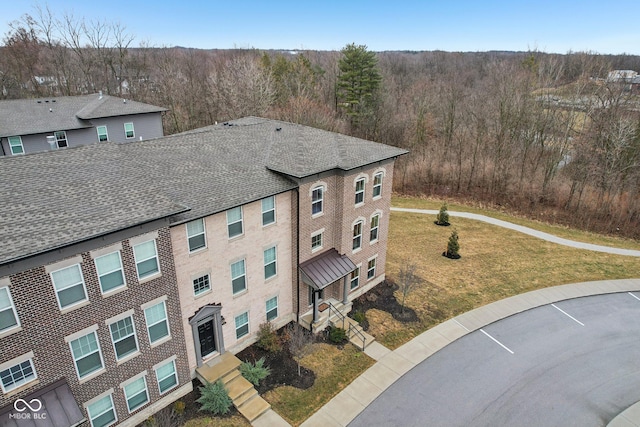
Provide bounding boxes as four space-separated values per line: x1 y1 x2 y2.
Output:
373 172 383 198
231 260 246 294
0 286 19 333
95 252 126 294
155 359 178 394
235 312 249 339
8 136 24 155
262 196 276 226
311 231 323 251
227 207 243 238
133 240 159 280
264 247 277 280
0 358 36 393
124 376 149 412
266 296 278 321
370 214 380 242
70 331 104 379
87 394 117 427
350 267 360 290
109 316 138 360
311 186 323 215
355 178 365 205
353 221 363 251
55 130 68 148
367 258 377 280
144 301 170 344
193 274 210 296
124 122 135 139
51 264 88 309
97 126 108 142
186 219 206 252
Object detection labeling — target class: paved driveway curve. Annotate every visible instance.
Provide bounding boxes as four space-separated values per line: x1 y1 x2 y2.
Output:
348 293 640 427
391 207 640 257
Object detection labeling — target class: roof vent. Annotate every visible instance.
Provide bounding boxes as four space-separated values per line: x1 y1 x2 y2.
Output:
276 127 282 131
45 100 49 103
123 99 126 103
37 100 42 103
52 99 56 103
49 108 53 112
99 91 103 99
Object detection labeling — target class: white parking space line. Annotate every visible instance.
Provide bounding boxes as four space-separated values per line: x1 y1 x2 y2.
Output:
628 292 640 302
480 329 514 354
551 304 585 326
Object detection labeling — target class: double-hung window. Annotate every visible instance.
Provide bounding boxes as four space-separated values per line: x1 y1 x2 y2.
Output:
355 178 365 205
109 316 138 360
311 187 323 215
0 358 36 393
367 258 377 280
235 312 249 339
0 286 19 333
155 359 178 394
144 301 170 344
124 122 135 139
370 214 380 242
193 274 211 296
231 260 246 294
353 221 363 251
350 267 360 290
70 331 104 379
97 126 108 142
133 240 159 280
262 196 276 226
266 296 278 321
55 131 68 148
227 207 243 238
186 219 206 252
51 264 87 309
95 252 125 293
264 247 277 280
8 136 24 155
87 394 117 427
124 376 149 412
373 172 383 198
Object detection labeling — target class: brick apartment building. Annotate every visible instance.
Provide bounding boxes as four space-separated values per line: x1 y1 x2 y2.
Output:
0 116 406 427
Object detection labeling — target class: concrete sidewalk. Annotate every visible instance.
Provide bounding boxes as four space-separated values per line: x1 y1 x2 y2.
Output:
391 207 640 257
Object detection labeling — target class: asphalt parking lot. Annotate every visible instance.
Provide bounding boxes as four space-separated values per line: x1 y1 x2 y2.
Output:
348 293 640 427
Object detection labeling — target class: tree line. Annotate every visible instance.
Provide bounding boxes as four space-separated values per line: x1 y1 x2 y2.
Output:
2 8 640 239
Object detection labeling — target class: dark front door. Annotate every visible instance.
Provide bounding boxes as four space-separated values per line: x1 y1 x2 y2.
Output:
198 319 216 357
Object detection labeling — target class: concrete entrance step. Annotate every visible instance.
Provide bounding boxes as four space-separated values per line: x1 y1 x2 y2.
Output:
195 352 242 385
226 375 255 402
237 394 271 423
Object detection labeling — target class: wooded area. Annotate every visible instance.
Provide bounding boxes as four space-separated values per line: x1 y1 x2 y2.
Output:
3 8 640 239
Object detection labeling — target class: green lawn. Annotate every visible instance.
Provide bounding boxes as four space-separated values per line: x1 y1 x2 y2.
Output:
371 195 640 349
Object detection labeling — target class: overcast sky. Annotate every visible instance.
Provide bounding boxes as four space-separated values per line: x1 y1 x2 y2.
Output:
3 1 640 54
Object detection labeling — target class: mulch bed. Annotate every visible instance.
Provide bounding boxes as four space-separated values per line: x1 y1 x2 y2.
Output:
236 326 316 394
351 279 420 325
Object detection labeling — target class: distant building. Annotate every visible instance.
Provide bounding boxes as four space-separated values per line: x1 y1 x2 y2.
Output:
0 93 166 156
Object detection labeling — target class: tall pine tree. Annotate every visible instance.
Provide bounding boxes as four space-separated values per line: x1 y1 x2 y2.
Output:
336 43 382 130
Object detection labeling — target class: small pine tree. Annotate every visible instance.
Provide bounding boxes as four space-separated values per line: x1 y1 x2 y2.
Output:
446 230 460 258
196 381 232 415
436 203 450 226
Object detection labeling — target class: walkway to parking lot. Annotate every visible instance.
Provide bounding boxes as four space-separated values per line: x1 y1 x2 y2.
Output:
253 208 640 427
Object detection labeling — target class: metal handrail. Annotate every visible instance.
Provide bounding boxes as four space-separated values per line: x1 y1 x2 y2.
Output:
327 302 367 351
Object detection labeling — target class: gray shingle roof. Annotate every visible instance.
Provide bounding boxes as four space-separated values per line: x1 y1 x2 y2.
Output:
0 94 167 137
0 117 406 265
